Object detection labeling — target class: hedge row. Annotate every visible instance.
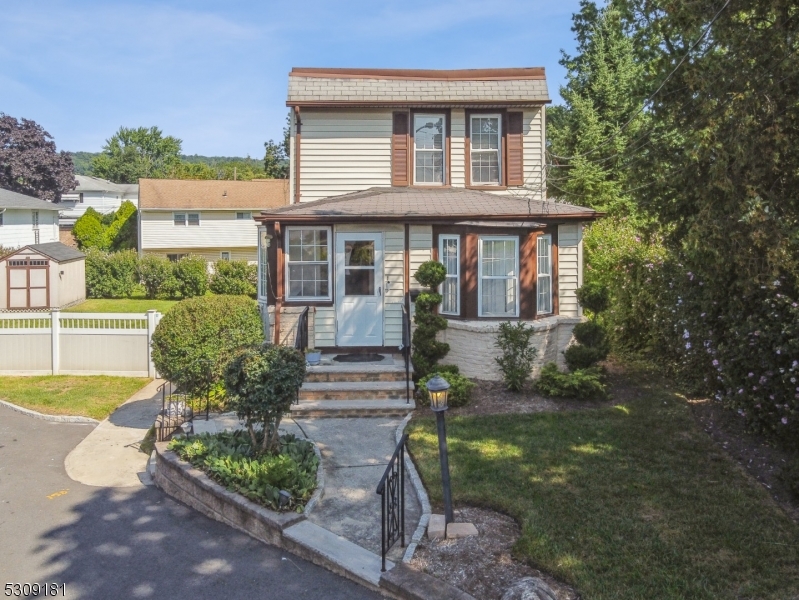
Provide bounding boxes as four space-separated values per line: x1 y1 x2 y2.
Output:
85 250 257 299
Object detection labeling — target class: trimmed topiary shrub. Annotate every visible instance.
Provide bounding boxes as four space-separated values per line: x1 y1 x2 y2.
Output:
495 321 536 392
210 259 257 296
564 344 606 371
84 248 139 298
575 280 610 317
225 344 306 454
533 362 607 400
173 255 209 298
417 371 475 408
411 260 449 378
73 207 106 250
151 295 263 393
138 254 178 299
573 321 609 350
103 200 137 251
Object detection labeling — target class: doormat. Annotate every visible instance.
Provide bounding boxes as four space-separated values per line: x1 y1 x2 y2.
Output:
332 353 385 363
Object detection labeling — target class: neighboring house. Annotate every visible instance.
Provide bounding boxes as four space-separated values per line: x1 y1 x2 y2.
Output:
0 188 60 249
0 242 85 310
254 67 600 379
138 179 289 264
59 175 139 227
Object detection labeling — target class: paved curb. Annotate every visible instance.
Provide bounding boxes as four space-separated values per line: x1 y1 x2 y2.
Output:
396 413 431 564
0 399 99 424
303 442 326 516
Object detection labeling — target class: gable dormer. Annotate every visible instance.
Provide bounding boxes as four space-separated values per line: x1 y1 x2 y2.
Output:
286 68 550 203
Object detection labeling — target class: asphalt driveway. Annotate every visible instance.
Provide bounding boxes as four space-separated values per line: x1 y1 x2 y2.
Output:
0 405 380 600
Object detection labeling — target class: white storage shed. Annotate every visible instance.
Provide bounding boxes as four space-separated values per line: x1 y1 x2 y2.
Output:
0 242 86 310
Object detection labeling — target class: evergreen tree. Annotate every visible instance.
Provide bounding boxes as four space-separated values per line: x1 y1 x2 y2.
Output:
547 1 648 216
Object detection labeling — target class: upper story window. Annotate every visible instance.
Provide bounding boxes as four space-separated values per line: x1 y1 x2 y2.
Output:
414 114 445 185
236 212 251 220
470 115 501 185
31 210 39 229
286 226 331 301
174 213 200 226
77 193 84 203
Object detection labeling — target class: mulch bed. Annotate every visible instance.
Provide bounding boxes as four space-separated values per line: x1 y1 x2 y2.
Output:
408 364 799 599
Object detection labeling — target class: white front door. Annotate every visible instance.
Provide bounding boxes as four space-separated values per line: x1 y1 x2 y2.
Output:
336 232 383 346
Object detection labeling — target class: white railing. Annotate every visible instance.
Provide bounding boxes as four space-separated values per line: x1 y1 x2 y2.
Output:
0 309 162 377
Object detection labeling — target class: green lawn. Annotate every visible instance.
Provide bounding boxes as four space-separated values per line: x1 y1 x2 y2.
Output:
0 376 151 420
64 298 178 314
407 379 799 600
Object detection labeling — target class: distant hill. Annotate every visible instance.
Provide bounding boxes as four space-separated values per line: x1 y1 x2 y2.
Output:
69 152 264 175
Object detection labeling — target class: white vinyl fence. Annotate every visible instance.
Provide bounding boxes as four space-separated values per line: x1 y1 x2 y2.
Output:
0 310 162 377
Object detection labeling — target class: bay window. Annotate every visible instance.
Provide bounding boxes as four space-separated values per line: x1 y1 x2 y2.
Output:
439 235 460 315
478 236 519 317
537 234 553 314
470 115 501 185
285 226 331 300
414 114 445 184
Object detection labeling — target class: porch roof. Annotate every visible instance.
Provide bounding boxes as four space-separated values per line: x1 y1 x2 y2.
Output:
255 187 598 223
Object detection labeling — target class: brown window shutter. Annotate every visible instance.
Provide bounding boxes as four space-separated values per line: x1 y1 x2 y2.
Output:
506 112 524 186
392 112 410 186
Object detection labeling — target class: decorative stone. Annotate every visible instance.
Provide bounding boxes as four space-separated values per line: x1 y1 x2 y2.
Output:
428 514 446 540
501 577 557 600
446 522 478 539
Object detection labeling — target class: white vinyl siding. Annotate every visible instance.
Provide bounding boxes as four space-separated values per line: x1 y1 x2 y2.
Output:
298 110 393 203
314 306 336 347
537 234 553 314
439 235 460 315
0 208 59 248
141 210 260 251
450 110 466 187
285 226 331 301
409 225 433 290
478 236 519 317
521 107 545 198
558 223 583 317
152 248 256 264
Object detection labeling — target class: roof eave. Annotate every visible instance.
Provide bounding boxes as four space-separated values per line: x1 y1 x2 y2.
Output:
254 212 599 223
286 100 551 108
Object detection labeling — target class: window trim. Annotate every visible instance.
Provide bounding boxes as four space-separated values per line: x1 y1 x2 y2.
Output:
187 213 200 226
167 253 188 262
477 235 520 318
469 114 502 186
537 234 553 315
236 212 251 220
173 213 186 226
438 234 460 315
412 112 447 186
220 251 231 261
284 225 333 302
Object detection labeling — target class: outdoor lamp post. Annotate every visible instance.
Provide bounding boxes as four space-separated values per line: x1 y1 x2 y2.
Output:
427 373 454 524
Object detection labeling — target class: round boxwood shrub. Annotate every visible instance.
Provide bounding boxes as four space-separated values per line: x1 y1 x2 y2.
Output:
210 259 257 296
564 344 606 371
417 371 475 408
151 295 263 393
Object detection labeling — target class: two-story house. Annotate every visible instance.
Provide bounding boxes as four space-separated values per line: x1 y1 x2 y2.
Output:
255 67 599 379
139 178 289 264
59 175 139 227
0 187 60 249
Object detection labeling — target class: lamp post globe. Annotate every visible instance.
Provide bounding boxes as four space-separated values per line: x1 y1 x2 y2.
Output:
426 373 450 412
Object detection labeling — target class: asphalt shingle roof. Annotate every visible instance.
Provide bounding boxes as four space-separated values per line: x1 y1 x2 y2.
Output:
28 242 85 263
0 188 60 211
139 179 289 210
288 67 550 106
257 187 596 221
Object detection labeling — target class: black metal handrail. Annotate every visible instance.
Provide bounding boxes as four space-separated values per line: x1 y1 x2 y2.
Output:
376 433 408 572
401 303 411 404
294 307 309 352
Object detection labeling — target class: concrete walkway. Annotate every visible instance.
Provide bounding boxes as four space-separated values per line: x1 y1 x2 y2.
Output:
65 379 163 487
196 414 422 561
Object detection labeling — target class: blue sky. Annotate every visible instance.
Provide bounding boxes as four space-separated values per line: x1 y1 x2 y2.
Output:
1 0 583 158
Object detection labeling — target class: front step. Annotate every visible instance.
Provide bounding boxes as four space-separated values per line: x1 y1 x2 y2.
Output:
290 399 416 418
298 380 414 401
305 363 411 383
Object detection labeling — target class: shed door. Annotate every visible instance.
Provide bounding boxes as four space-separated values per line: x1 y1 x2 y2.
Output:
7 258 50 309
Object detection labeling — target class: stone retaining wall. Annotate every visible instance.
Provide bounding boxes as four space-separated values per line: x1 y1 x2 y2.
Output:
437 316 582 380
154 443 304 546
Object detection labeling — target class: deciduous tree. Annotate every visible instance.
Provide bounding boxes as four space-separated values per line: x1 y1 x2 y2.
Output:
91 126 182 183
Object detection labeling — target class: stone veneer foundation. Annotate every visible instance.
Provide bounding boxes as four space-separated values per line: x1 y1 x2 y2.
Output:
436 316 582 380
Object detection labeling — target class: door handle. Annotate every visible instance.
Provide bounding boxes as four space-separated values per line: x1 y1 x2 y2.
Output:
378 286 382 296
